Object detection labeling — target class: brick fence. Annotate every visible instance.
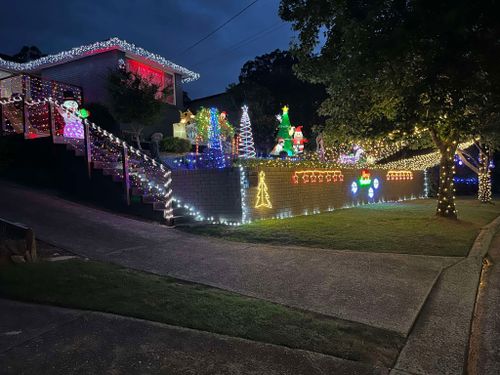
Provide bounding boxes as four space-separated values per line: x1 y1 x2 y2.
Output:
244 167 425 221
171 166 426 224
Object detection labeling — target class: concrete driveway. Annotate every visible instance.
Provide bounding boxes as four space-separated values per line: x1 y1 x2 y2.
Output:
0 182 459 334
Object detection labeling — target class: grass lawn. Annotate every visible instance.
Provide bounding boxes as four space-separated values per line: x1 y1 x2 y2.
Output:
184 198 500 257
0 259 403 367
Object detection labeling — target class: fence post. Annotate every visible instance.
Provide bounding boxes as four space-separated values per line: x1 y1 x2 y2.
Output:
48 101 55 141
122 144 130 206
0 102 3 136
83 120 92 179
22 97 28 138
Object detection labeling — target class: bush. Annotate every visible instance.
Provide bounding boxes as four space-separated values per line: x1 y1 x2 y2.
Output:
160 137 192 153
0 138 16 171
85 102 119 133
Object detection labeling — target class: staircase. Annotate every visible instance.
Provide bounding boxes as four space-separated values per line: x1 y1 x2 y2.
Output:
0 96 179 225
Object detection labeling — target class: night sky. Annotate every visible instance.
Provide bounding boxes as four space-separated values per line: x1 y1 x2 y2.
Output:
0 0 295 99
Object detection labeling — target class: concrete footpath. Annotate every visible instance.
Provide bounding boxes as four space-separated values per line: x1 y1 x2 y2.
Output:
0 182 458 335
0 299 386 375
468 233 500 375
392 222 500 375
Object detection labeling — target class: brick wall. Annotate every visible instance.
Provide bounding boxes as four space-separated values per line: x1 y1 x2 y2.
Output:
244 167 425 221
172 168 242 221
170 166 425 224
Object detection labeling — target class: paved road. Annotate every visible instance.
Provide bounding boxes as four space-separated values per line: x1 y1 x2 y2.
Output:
0 299 386 375
0 182 459 334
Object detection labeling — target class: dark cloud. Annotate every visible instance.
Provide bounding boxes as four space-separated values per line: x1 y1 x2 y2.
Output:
0 0 294 98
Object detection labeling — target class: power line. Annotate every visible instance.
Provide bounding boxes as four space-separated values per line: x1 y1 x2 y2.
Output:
190 22 286 68
178 0 260 57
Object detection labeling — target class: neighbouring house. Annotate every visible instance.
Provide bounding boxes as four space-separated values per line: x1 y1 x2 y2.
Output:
0 37 200 140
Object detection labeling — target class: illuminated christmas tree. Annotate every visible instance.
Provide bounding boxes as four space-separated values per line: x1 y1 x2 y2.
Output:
271 105 294 156
205 107 226 168
238 105 256 158
255 171 272 208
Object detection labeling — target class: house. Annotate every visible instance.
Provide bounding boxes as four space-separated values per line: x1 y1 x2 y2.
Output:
0 37 200 139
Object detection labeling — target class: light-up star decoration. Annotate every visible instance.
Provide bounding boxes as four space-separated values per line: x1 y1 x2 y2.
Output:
282 105 289 114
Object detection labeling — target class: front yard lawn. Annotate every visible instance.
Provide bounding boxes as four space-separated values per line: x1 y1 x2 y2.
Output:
184 198 500 257
0 259 403 367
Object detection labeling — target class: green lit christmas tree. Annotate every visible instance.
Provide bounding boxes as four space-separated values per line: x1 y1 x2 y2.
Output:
271 105 294 156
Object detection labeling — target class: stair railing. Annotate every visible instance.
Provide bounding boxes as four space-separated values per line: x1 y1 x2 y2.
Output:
0 96 174 225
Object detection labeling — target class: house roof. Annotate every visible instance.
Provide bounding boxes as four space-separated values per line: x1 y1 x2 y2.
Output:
0 37 200 83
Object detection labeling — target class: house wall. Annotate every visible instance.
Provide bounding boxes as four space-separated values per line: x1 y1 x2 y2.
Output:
174 74 183 108
40 50 183 139
40 50 125 104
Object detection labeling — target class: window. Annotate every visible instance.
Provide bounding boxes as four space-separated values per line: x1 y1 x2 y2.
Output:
127 59 175 104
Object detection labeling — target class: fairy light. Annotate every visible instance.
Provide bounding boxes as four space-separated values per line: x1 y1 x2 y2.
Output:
376 141 474 170
291 170 344 184
386 170 413 181
255 171 272 208
478 149 493 203
0 37 199 83
238 105 256 159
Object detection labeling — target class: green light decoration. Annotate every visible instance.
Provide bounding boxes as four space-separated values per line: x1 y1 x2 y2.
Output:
271 105 295 156
358 169 371 186
78 108 90 119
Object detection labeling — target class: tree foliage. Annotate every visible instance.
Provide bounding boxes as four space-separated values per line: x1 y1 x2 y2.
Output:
280 0 500 217
227 49 327 152
107 69 165 148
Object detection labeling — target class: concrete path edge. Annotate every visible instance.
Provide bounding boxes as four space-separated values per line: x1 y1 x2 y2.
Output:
391 214 500 375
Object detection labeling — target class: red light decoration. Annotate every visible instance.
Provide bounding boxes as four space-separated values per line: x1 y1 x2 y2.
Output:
386 170 413 181
292 170 344 184
127 59 174 104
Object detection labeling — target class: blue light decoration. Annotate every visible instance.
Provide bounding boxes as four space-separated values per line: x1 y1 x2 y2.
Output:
205 107 226 169
368 187 375 198
454 176 478 185
351 170 379 199
351 181 358 194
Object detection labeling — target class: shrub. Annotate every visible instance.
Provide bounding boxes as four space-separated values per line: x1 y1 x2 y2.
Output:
160 137 192 154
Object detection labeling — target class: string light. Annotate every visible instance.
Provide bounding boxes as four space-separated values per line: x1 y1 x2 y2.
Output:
478 149 492 203
0 37 199 83
255 170 272 208
205 107 226 169
376 141 474 170
4 97 175 220
238 105 256 158
291 170 344 184
386 170 413 181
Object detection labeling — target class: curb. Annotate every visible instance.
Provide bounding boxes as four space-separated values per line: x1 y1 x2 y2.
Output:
392 214 500 375
465 214 500 373
468 215 500 258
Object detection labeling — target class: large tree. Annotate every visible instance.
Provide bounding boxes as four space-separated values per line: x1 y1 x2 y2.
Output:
280 0 500 218
107 69 166 149
227 49 327 153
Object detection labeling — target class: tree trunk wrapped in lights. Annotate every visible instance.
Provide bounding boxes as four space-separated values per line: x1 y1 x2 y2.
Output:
457 143 493 204
432 129 458 219
478 148 493 203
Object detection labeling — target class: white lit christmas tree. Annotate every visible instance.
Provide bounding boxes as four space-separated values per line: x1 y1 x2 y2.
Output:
238 105 256 158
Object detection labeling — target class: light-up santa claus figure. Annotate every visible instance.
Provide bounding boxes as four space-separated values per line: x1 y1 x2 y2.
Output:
60 91 84 139
292 126 308 154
